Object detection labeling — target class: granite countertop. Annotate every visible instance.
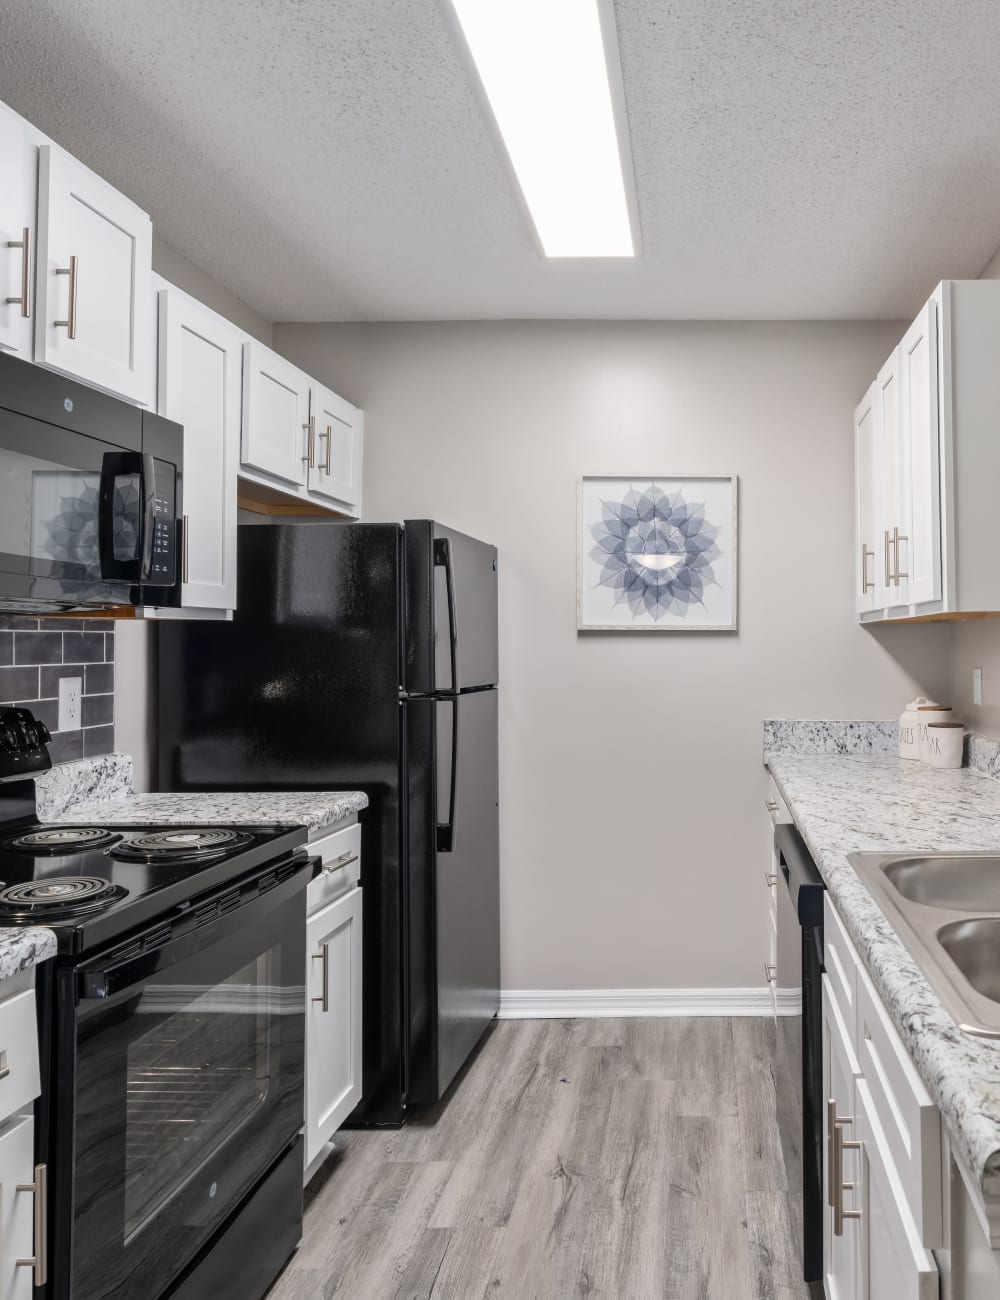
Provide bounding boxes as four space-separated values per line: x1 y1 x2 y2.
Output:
765 747 1000 1224
0 928 57 980
51 789 369 835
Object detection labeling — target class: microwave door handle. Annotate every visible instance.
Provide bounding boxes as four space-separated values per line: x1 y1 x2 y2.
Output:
433 537 460 693
138 453 155 582
98 453 117 579
436 697 459 853
98 451 149 582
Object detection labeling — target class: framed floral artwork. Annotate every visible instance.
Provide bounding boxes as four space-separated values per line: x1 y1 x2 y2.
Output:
577 475 738 632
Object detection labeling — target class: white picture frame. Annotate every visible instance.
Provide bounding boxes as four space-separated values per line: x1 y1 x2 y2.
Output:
577 475 739 632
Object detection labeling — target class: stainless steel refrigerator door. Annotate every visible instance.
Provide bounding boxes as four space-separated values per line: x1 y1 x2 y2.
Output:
405 687 500 1104
404 521 499 694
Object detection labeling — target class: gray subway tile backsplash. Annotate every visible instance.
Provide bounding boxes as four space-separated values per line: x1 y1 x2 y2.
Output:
0 616 115 763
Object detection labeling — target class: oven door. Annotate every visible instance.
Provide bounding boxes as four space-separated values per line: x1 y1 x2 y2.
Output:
51 861 307 1300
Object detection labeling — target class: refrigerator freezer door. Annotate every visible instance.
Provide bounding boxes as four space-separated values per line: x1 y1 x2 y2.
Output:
404 521 498 694
405 688 500 1104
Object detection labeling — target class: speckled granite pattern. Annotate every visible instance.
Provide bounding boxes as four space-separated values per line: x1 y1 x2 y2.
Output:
34 753 133 820
765 751 1000 1217
0 927 56 978
966 733 1000 781
762 719 897 757
52 790 368 834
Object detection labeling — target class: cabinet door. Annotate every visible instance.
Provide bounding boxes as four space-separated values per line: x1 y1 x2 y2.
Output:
875 351 908 607
0 104 33 356
856 1079 938 1300
241 341 311 487
0 1114 39 1300
823 976 862 1300
305 886 363 1169
854 383 880 615
899 301 941 607
158 289 242 612
308 383 363 513
34 146 154 405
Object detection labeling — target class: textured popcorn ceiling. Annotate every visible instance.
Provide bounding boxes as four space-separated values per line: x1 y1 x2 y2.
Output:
1 0 999 321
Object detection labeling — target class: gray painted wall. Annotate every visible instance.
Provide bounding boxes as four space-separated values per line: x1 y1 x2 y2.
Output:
272 319 951 990
152 237 273 346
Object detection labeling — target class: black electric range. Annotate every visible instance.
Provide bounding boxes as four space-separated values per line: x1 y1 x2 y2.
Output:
0 707 311 1300
0 806 308 954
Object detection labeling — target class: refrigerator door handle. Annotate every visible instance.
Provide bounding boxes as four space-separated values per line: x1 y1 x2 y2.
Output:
437 697 459 853
433 537 460 693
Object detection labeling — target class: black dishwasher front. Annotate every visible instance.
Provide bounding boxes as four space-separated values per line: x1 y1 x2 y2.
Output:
774 821 826 1287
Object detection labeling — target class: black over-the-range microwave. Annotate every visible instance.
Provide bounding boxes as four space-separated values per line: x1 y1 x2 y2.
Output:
0 350 183 613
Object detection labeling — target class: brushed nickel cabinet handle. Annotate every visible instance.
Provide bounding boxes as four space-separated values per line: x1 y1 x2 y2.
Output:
322 851 359 874
16 1162 47 1286
764 799 778 814
763 962 776 984
301 415 316 469
6 227 30 317
182 514 189 585
894 527 908 583
763 871 776 888
318 423 333 475
312 942 330 1012
0 1047 10 1081
829 1108 862 1236
884 529 892 588
860 543 874 594
54 255 78 338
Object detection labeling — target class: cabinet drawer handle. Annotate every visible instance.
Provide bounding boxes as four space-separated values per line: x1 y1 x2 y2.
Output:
182 514 189 586
302 415 316 469
5 226 30 318
860 543 874 594
763 962 776 984
312 942 330 1012
763 871 777 888
884 529 892 587
0 1047 10 1081
16 1163 47 1287
318 423 333 475
764 799 778 814
828 1101 862 1236
322 851 359 875
54 254 78 339
893 526 908 583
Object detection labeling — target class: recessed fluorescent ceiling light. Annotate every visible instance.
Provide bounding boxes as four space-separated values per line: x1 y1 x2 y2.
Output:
450 0 635 258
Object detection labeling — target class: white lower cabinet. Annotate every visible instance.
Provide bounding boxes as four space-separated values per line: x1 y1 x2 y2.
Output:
0 1114 39 1300
305 884 363 1174
855 1079 938 1299
823 975 863 1300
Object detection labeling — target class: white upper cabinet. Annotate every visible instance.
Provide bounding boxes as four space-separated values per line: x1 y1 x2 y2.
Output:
241 341 311 488
855 280 1000 621
0 103 34 356
899 301 941 607
34 146 154 406
853 383 879 615
157 287 242 614
308 383 363 512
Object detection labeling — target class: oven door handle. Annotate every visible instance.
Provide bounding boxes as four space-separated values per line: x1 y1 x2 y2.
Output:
76 853 310 1001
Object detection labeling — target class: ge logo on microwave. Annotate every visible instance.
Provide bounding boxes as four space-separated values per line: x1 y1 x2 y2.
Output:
63 398 74 412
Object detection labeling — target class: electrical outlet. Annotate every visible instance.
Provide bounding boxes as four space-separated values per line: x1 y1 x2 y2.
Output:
973 667 984 708
58 676 82 732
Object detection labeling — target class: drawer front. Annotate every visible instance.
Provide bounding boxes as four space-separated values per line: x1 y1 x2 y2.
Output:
856 963 943 1247
824 895 859 1052
0 989 39 1126
307 822 362 914
0 1113 37 1300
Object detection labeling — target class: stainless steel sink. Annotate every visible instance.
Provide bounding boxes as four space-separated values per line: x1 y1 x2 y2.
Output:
849 852 1000 1037
883 855 1000 911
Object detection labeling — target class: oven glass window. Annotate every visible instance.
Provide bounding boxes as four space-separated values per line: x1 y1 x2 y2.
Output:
124 949 276 1242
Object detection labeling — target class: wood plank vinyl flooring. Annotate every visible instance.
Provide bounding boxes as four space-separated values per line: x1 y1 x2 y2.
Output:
270 1018 813 1300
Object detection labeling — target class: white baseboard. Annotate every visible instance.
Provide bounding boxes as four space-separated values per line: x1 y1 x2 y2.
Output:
498 987 802 1019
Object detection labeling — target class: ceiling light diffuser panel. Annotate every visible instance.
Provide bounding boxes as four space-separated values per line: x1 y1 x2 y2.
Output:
449 0 636 258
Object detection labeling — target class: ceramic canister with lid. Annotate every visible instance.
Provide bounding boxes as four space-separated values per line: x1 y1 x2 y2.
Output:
917 704 954 761
899 697 937 760
924 722 965 769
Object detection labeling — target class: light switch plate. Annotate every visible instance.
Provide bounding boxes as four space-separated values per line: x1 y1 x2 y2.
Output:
58 676 82 731
973 667 983 708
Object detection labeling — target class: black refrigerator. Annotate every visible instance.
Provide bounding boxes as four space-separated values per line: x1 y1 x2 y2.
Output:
157 520 500 1125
